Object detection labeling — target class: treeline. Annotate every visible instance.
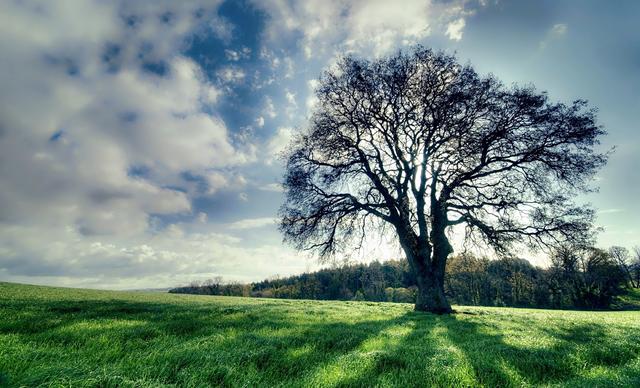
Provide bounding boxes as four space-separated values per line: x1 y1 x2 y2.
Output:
169 246 640 309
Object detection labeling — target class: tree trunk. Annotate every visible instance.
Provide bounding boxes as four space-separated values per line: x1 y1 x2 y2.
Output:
410 192 454 313
414 265 452 314
394 210 453 313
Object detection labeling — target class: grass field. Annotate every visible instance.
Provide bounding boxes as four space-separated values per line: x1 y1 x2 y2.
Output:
1 282 639 387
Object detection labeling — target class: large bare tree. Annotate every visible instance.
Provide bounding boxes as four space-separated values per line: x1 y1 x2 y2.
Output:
279 47 607 313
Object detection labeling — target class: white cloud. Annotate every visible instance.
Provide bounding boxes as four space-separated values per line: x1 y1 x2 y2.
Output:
283 56 295 78
0 222 308 289
539 23 568 50
306 79 320 111
204 171 230 194
0 53 243 233
263 96 277 118
229 217 278 230
267 127 295 162
203 85 222 105
284 89 298 118
445 18 466 41
598 208 624 214
0 1 271 287
226 49 240 61
285 89 297 107
224 47 251 61
259 183 285 192
551 23 568 37
253 0 469 58
217 65 246 84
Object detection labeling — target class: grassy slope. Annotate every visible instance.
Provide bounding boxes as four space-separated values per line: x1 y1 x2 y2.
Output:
1 283 639 387
613 288 640 310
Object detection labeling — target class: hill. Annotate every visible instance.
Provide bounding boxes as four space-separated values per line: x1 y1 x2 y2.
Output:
1 282 639 387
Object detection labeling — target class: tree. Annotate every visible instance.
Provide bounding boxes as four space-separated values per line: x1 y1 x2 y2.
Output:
279 47 607 313
445 253 491 306
633 247 640 288
609 246 637 288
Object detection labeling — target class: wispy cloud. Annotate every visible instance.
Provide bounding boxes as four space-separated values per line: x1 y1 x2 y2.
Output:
598 208 624 214
229 217 278 230
259 183 284 193
253 0 470 57
539 23 568 50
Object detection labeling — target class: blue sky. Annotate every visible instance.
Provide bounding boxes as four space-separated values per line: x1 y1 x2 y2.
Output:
0 0 638 289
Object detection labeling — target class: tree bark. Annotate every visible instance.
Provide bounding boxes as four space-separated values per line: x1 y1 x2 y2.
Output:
414 267 452 313
403 246 452 313
394 209 453 313
412 197 454 313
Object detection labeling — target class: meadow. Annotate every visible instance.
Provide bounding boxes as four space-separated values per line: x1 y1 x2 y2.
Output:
1 282 639 387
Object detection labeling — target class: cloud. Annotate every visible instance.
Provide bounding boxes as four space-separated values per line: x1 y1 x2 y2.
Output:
0 222 307 289
217 65 246 84
306 79 320 111
259 183 285 192
551 23 568 37
267 127 295 163
225 47 251 61
284 89 298 118
539 23 568 50
598 208 624 214
253 0 469 58
285 89 297 107
229 217 278 230
0 55 239 232
445 18 466 41
0 1 274 287
263 96 277 118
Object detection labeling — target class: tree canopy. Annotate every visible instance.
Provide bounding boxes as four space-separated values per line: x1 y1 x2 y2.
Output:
280 47 607 313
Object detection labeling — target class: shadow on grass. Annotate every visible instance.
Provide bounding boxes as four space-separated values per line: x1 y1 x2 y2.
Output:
2 295 640 387
1 297 402 386
341 311 640 387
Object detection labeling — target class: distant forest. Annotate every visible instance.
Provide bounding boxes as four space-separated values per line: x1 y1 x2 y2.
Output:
170 246 640 309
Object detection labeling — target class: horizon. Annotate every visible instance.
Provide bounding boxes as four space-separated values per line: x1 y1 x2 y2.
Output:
1 0 639 290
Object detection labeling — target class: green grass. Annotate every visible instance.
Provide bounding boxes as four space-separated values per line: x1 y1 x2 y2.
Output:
613 288 640 310
1 282 639 387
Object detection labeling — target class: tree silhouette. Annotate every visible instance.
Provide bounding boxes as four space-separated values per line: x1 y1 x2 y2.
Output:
279 47 607 313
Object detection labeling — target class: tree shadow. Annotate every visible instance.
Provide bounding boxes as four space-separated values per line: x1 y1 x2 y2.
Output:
2 295 640 387
342 309 640 387
1 296 403 386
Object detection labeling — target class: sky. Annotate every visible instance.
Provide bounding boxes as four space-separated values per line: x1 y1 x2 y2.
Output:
0 0 638 289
